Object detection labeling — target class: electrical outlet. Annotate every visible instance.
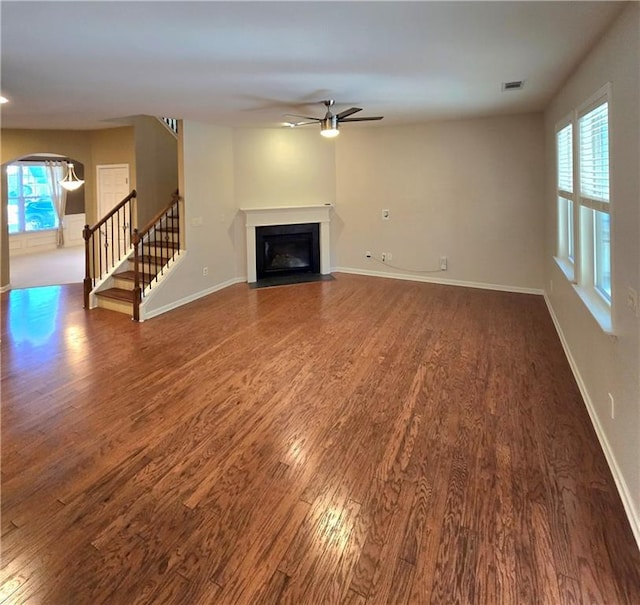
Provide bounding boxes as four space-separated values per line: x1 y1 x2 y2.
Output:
440 256 448 271
382 209 390 220
366 251 372 258
203 267 209 276
381 253 387 262
609 392 615 419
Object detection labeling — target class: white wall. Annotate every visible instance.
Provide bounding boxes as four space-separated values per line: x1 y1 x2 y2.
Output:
141 121 240 319
544 3 640 543
334 115 545 291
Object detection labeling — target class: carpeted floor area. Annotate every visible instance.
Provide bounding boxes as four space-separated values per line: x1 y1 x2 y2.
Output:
8 246 84 289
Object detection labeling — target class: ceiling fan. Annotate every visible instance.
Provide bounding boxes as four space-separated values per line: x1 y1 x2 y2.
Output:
285 99 383 138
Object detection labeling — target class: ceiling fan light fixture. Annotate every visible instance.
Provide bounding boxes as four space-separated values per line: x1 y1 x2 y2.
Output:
320 116 339 138
59 162 85 191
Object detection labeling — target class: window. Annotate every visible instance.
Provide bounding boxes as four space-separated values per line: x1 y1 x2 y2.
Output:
555 84 612 331
579 97 611 303
7 162 59 234
594 210 611 298
556 122 574 265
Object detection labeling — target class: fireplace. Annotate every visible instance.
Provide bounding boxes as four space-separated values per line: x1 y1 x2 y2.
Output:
241 204 333 284
256 223 320 280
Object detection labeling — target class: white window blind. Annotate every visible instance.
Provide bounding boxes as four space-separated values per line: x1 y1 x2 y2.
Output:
556 124 573 193
579 102 609 203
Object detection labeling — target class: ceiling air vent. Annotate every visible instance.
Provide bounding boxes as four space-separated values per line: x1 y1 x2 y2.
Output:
502 80 524 92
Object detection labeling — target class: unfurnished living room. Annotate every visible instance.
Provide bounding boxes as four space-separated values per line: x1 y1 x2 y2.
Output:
1 2 639 604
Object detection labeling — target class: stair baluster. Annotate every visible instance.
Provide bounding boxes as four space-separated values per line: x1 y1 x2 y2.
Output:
132 228 142 321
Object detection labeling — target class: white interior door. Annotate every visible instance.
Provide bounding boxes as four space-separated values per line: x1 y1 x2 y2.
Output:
96 164 130 267
97 164 130 218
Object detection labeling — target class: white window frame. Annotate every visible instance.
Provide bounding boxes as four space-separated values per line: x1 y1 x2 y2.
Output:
6 160 60 235
555 115 575 281
554 83 613 334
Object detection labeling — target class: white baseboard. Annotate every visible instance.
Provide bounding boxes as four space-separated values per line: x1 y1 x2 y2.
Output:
544 294 640 551
140 276 245 321
333 266 544 296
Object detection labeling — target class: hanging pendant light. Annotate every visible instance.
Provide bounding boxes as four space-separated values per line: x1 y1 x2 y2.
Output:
59 162 84 191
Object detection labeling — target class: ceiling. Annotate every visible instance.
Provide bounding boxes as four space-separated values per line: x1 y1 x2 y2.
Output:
0 1 626 131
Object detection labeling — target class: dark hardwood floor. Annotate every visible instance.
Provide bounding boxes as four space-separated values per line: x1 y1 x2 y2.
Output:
2 274 639 604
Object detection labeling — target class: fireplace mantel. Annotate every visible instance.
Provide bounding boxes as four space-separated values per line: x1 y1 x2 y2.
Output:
241 204 333 283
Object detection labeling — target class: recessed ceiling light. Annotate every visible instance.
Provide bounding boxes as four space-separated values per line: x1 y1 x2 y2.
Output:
502 81 524 92
0 96 9 104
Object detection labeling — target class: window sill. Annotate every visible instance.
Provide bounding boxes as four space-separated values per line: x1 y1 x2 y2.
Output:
572 283 614 335
553 256 575 283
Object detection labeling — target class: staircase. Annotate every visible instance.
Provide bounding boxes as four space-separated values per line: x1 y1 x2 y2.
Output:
84 191 181 320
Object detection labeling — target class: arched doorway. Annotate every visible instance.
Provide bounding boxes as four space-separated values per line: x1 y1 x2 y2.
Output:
2 153 86 290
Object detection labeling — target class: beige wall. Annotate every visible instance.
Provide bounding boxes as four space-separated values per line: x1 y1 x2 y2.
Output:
0 126 135 287
334 114 545 290
1 129 94 216
233 128 336 208
1 126 135 220
131 116 178 227
229 114 545 291
544 3 640 542
91 127 137 205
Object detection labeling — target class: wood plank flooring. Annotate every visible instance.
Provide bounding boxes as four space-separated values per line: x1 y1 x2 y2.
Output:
2 274 639 604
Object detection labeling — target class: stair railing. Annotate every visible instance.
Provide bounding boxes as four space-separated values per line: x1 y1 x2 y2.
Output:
132 190 181 321
83 190 137 309
159 117 178 137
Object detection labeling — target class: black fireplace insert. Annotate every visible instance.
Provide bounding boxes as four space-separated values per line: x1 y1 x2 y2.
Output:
255 223 320 280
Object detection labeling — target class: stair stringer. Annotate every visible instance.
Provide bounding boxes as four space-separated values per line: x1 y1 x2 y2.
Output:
137 249 186 322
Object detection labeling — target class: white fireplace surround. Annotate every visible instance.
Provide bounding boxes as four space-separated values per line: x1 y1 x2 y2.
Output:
241 204 333 283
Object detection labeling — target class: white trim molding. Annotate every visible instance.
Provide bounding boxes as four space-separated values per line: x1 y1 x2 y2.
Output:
141 276 245 321
333 266 544 296
544 294 640 551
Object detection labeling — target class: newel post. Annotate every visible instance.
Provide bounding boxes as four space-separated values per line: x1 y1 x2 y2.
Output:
129 189 137 241
82 224 92 309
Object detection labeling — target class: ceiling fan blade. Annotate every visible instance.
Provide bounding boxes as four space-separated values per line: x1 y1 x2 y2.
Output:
284 113 320 121
291 121 318 126
336 107 362 119
339 116 384 122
